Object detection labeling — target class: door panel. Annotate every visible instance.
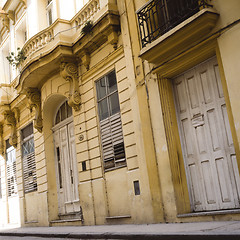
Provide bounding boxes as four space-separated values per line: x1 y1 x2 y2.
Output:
67 122 80 212
174 57 240 211
54 121 80 215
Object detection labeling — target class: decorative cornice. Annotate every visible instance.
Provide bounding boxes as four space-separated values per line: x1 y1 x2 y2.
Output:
25 88 43 133
0 124 4 156
60 62 81 111
4 110 18 148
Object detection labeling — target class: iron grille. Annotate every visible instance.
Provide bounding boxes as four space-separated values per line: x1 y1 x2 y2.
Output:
137 0 212 47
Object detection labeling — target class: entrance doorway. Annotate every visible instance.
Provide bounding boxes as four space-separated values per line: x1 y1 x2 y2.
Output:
53 101 80 215
173 57 240 211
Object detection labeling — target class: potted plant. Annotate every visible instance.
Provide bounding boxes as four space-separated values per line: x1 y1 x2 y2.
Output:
6 47 26 70
81 20 93 35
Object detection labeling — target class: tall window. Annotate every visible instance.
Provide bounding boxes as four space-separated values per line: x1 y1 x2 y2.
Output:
46 0 53 26
6 140 17 197
96 71 126 170
22 123 37 193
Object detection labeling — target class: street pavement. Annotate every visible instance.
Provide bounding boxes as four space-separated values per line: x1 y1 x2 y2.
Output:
1 221 240 239
0 237 75 240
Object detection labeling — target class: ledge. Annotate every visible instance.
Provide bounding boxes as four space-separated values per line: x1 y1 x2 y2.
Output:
50 218 82 223
106 215 131 220
178 209 240 218
139 8 219 66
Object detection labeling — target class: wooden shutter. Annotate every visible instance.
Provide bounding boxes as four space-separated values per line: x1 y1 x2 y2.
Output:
23 152 37 193
100 112 126 170
22 124 37 193
6 148 17 197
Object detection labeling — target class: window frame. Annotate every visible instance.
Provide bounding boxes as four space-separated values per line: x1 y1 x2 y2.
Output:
6 140 18 197
54 101 73 126
46 0 54 26
21 123 37 194
96 71 120 121
96 70 126 171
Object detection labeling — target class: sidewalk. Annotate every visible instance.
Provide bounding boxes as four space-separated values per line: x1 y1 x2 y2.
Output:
0 221 240 239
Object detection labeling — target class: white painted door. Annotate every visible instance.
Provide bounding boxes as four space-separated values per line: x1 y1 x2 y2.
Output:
174 57 240 211
54 121 80 215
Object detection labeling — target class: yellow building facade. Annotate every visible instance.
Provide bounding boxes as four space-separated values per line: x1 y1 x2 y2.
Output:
0 0 240 227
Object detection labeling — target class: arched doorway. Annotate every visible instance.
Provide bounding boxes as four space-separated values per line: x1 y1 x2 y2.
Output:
52 101 80 215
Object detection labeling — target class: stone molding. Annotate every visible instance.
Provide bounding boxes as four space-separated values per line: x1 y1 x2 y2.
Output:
20 0 27 9
60 62 81 111
26 88 43 133
7 10 15 25
81 50 90 71
0 11 10 31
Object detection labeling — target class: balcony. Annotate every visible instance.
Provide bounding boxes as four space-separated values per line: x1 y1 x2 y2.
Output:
137 0 219 75
15 0 120 91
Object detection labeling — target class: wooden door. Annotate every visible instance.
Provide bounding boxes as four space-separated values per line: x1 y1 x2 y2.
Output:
173 57 240 211
54 121 80 215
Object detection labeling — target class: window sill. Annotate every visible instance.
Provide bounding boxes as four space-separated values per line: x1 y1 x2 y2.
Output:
106 215 131 220
104 164 127 173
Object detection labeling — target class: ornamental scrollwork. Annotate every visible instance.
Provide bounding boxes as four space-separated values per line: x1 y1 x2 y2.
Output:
25 88 43 133
60 62 81 111
4 110 18 148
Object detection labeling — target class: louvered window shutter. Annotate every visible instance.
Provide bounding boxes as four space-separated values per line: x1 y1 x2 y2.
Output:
100 112 126 170
96 71 126 170
6 141 18 197
22 124 37 193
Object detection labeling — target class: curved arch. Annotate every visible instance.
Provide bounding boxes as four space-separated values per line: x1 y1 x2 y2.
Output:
43 93 80 218
54 101 72 126
42 93 68 221
43 93 68 127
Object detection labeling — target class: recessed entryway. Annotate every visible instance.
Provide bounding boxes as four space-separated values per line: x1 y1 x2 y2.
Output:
173 57 240 212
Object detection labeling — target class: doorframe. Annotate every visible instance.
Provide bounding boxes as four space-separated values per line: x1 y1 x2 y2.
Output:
156 47 240 214
52 114 80 215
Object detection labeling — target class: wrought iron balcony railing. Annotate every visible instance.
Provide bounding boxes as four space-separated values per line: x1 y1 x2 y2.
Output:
137 0 213 47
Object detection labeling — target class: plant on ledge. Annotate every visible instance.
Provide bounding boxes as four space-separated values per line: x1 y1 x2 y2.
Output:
6 47 26 69
81 20 93 35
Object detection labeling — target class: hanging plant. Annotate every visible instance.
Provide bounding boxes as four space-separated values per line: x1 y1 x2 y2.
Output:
6 47 26 69
81 20 93 35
